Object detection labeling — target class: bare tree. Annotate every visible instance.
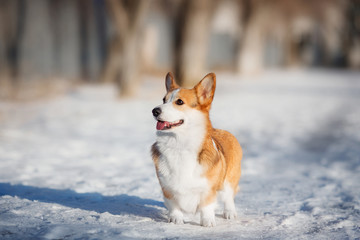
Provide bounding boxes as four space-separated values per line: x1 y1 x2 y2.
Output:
0 0 25 98
236 0 350 75
102 0 148 97
174 0 215 87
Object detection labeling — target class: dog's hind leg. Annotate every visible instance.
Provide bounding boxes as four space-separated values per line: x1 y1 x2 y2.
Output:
220 181 237 219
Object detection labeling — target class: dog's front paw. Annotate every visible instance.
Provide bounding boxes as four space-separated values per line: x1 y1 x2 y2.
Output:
168 211 184 224
223 210 237 220
201 216 216 227
169 216 184 224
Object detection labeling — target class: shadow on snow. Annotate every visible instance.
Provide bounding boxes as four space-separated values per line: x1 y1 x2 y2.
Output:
0 183 166 221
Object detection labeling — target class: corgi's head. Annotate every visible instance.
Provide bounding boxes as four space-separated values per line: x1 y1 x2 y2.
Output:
152 72 216 132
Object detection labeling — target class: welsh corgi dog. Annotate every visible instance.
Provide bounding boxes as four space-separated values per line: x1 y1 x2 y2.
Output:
151 72 242 227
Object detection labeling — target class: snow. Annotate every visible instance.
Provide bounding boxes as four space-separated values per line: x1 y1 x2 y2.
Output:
0 70 360 239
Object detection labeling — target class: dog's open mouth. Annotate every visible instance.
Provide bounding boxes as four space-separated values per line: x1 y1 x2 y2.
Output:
156 119 184 130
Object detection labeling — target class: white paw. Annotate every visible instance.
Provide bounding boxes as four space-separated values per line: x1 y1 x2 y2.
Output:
201 216 216 227
168 213 184 224
223 210 237 219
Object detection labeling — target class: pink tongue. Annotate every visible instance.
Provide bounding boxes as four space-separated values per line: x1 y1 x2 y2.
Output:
156 121 167 130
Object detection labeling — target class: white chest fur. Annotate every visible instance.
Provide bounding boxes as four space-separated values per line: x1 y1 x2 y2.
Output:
155 128 209 213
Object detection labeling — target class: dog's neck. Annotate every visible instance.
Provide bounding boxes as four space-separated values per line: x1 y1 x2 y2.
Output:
156 129 204 153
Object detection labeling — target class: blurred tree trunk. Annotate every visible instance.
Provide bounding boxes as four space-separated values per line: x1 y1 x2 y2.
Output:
174 0 215 87
0 0 25 98
347 0 360 68
103 0 148 97
236 0 266 75
18 0 56 83
51 0 81 81
78 0 107 82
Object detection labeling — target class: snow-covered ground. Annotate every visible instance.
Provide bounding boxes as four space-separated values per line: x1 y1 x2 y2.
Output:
0 70 359 239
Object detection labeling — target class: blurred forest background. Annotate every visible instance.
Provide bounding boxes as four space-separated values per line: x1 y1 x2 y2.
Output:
0 0 359 99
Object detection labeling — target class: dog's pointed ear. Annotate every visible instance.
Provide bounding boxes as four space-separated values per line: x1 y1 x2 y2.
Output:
195 73 216 106
165 72 179 92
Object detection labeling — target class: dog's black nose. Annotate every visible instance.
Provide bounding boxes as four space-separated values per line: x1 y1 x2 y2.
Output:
152 107 161 117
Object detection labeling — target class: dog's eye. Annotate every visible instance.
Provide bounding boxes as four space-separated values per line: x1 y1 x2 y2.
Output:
162 97 166 103
175 99 184 105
